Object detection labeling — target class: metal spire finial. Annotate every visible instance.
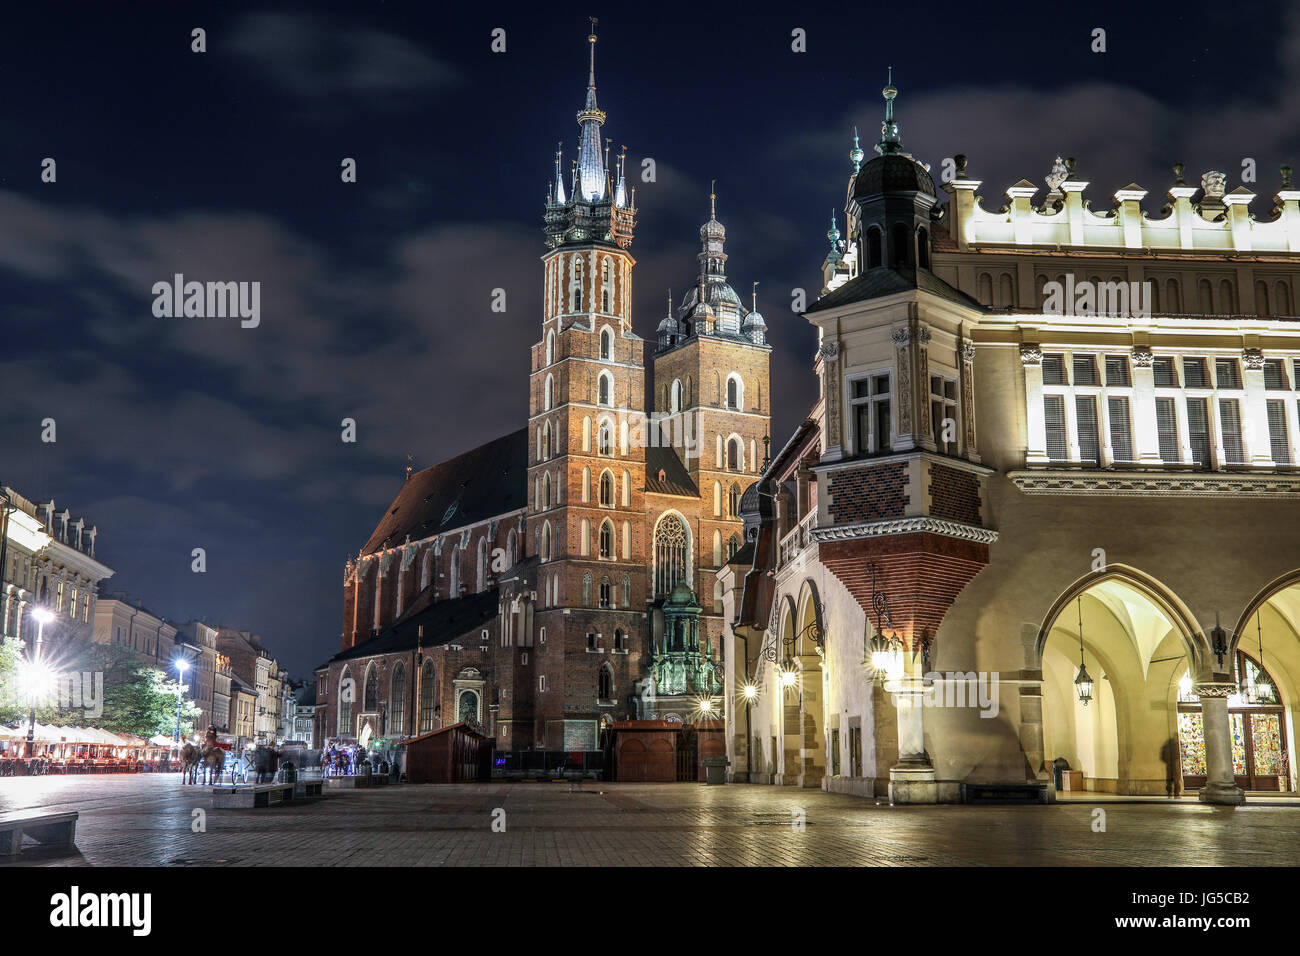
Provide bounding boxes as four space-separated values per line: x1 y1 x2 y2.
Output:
877 68 901 156
850 126 864 172
751 280 759 311
710 179 717 219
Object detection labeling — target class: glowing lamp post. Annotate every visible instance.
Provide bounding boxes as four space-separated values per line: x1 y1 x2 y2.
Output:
173 658 189 744
24 607 55 758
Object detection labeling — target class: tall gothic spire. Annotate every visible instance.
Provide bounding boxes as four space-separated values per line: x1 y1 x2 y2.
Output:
576 20 607 202
876 67 901 156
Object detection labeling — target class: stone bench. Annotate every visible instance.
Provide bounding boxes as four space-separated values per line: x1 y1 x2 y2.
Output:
0 810 79 855
962 783 1049 805
211 782 295 808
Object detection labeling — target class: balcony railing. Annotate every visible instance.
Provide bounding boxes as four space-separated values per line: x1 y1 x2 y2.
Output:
778 510 818 568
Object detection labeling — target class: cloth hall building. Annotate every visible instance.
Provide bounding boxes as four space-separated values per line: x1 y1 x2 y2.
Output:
719 79 1300 804
317 30 769 753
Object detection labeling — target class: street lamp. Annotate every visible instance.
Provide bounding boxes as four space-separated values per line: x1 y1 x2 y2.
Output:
24 607 55 758
173 657 190 744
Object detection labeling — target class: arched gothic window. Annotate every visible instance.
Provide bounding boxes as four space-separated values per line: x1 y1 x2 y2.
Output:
600 575 612 608
728 483 741 517
727 438 741 471
598 420 614 455
571 259 584 312
598 371 613 406
389 663 406 734
600 470 614 507
600 325 613 359
363 663 379 712
582 571 593 606
418 661 436 732
599 520 614 559
726 375 740 410
654 513 689 597
727 532 741 560
339 668 353 736
598 664 614 700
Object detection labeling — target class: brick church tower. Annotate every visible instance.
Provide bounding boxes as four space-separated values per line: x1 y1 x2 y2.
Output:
651 189 772 675
526 26 650 749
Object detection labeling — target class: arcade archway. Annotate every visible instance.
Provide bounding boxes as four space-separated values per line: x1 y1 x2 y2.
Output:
1039 569 1202 797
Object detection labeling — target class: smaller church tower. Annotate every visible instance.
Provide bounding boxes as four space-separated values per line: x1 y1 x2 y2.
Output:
651 187 771 665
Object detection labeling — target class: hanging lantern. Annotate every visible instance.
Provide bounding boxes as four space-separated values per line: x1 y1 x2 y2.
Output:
1074 597 1093 706
780 655 797 687
1249 612 1273 704
868 630 902 683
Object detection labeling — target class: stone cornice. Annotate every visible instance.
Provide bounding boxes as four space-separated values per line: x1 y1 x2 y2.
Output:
811 515 999 545
1009 469 1300 497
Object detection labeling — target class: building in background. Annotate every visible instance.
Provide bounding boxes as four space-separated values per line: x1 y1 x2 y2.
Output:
174 621 218 731
92 596 177 669
212 653 232 734
2 486 112 647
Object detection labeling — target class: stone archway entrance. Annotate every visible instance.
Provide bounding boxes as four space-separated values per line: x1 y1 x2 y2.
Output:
1039 570 1204 797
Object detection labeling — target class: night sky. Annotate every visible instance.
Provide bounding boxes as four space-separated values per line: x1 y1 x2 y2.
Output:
2 1 1295 678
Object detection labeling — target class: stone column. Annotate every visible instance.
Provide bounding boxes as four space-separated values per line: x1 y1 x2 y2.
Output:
959 339 979 461
819 341 842 461
1021 345 1047 464
888 675 937 803
1241 348 1273 466
1195 682 1245 806
1130 346 1162 463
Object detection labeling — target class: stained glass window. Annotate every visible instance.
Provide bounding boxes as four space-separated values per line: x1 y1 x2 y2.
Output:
1230 714 1247 775
1251 715 1286 777
1177 713 1206 776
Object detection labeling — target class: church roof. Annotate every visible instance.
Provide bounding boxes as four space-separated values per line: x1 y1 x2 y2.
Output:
361 428 527 555
330 589 501 663
806 265 985 314
644 445 699 497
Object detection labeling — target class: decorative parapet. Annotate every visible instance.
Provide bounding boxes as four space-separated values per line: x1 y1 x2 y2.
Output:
811 515 999 545
946 160 1300 255
1009 469 1300 497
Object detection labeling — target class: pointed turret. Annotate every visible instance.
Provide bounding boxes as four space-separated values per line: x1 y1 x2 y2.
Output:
576 24 607 202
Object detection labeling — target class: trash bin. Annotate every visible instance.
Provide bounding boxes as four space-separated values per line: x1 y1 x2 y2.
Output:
702 755 728 785
279 762 297 784
1051 756 1069 791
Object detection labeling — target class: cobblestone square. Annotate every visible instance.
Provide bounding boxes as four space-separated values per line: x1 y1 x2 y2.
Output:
2 775 1297 867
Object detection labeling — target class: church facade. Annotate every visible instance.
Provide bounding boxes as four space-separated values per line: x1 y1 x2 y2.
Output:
316 29 768 753
720 77 1300 804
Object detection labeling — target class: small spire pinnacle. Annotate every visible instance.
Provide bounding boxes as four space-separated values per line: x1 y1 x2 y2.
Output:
710 179 717 219
554 142 567 204
828 209 840 247
850 126 864 173
876 67 901 156
751 281 759 311
587 18 598 92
